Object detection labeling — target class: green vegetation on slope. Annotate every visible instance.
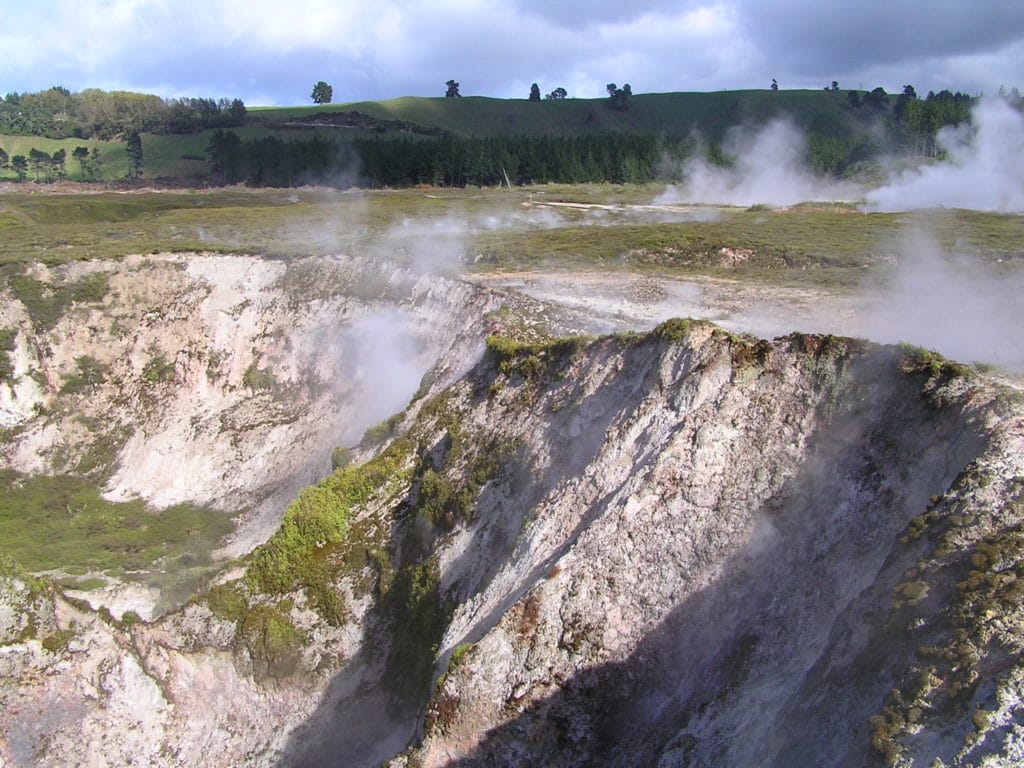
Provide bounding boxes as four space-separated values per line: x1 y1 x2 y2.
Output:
4 270 109 331
0 473 234 575
246 440 414 621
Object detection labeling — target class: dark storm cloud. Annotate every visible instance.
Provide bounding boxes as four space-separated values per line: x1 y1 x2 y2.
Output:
1 1 1022 104
739 0 1024 74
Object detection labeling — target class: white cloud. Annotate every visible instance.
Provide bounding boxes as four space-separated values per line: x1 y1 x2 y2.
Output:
0 0 1021 104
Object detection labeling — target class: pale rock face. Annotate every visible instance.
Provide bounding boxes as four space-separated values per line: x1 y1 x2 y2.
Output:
2 256 1024 768
0 253 498 558
400 334 1024 768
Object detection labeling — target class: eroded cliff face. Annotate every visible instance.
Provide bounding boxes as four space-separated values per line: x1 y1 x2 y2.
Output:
1 272 1023 767
0 253 499 565
387 326 1024 768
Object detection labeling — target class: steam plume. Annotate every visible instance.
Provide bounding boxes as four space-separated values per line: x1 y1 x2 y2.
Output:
657 117 860 207
864 99 1024 213
852 229 1024 369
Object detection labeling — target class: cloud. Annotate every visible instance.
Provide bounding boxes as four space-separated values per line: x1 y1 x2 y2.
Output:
864 98 1024 213
0 1 1022 106
738 0 1024 75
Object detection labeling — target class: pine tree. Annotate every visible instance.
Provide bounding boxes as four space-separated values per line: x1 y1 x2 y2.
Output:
125 131 144 179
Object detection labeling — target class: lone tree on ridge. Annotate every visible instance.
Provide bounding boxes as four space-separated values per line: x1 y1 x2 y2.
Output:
606 83 631 110
311 81 333 104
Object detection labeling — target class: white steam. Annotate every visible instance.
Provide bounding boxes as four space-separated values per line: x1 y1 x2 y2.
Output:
657 118 861 207
852 230 1024 369
865 99 1024 213
331 309 428 442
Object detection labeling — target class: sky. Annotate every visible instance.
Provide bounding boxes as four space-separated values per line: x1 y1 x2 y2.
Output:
1 0 1023 106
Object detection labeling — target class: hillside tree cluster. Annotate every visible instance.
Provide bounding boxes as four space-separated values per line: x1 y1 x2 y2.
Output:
847 85 977 155
0 86 246 139
0 144 103 182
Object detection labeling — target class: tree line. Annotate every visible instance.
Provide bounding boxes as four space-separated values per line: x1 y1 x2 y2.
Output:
0 86 246 140
0 130 142 183
845 85 976 155
207 131 677 188
206 131 360 187
206 108 994 189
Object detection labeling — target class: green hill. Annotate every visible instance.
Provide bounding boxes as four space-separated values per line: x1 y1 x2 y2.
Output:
0 89 878 183
250 89 862 140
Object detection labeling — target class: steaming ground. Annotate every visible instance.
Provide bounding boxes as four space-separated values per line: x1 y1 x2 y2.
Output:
655 117 863 207
852 231 1024 369
470 239 1024 374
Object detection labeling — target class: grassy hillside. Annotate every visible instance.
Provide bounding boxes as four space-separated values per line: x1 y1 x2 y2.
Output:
0 90 871 182
249 89 862 140
0 136 127 181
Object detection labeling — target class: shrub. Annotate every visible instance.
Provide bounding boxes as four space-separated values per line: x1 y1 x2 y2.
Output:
142 353 175 384
385 557 446 698
419 468 474 528
60 355 108 394
897 343 973 380
331 446 352 470
5 272 109 333
485 334 588 381
41 629 75 654
239 601 305 680
242 362 278 391
0 327 16 383
655 318 700 343
68 273 109 304
361 413 403 445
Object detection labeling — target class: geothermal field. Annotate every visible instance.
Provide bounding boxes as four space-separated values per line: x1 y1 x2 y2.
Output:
1 99 1024 768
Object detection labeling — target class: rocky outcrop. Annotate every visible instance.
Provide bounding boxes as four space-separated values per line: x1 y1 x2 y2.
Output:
388 328 1024 768
2 263 1023 767
0 253 499 561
